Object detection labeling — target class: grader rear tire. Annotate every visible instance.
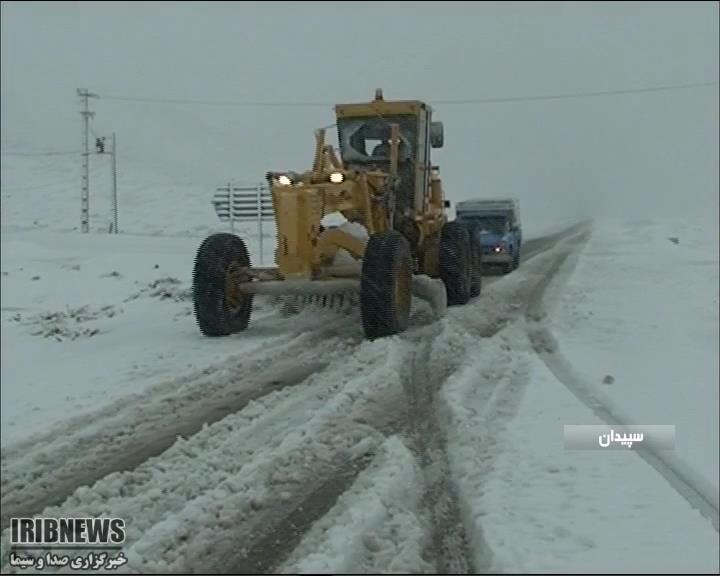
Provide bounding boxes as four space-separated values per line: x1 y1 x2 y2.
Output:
360 231 412 340
470 242 482 298
193 233 253 336
440 221 472 306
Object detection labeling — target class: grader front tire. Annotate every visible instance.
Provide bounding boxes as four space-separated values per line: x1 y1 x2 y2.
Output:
193 233 253 337
360 231 412 340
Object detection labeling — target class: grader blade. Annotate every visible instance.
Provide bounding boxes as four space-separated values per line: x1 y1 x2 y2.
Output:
233 268 446 319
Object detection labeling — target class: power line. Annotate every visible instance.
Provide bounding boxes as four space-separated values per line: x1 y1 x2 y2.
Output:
3 178 82 194
99 80 718 108
433 80 719 104
1 151 81 157
102 95 331 107
1 164 106 193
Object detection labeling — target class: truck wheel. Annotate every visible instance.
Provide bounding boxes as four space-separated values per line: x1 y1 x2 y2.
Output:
361 231 412 340
513 248 521 270
502 258 514 275
440 221 471 306
193 233 253 336
470 243 482 298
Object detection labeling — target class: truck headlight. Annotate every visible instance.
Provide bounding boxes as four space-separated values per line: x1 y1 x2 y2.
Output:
329 172 344 184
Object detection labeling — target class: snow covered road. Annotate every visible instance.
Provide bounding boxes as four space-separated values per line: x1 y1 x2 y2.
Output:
2 219 718 573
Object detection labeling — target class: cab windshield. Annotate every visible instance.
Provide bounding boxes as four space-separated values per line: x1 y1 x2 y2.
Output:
337 116 417 166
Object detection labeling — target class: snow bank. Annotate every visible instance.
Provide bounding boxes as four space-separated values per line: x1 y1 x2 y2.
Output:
549 218 719 503
441 323 719 573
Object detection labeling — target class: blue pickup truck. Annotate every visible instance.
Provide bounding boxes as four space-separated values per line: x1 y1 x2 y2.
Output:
455 199 522 274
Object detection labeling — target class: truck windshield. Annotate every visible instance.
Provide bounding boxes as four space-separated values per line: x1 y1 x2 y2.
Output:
460 216 508 234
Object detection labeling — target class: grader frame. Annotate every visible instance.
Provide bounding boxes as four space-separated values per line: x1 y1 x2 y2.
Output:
192 89 481 340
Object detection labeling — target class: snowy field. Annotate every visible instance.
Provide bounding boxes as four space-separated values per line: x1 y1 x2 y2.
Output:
1 153 718 573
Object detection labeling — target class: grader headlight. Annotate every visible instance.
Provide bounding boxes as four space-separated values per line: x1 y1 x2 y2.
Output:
277 174 293 186
329 172 345 184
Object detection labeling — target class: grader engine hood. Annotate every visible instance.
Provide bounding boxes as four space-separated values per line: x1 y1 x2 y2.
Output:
266 116 411 280
268 170 384 278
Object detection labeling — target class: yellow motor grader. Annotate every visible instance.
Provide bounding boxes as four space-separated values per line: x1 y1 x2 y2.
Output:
193 89 481 340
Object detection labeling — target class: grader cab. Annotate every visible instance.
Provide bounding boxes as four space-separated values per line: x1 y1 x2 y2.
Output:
193 89 481 340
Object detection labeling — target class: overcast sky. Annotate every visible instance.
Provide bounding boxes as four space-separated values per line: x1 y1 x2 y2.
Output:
2 1 718 225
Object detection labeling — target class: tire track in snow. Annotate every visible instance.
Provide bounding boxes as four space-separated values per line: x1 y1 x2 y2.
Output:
439 331 534 574
401 227 591 574
223 323 474 575
0 338 412 574
404 329 476 574
276 436 431 575
220 326 463 575
0 294 434 565
0 309 364 529
214 336 422 575
0 225 587 572
219 225 590 574
222 452 378 574
0 358 326 530
124 340 414 574
525 229 719 532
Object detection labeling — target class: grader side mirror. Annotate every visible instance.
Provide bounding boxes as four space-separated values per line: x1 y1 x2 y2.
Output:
430 122 444 148
444 200 451 208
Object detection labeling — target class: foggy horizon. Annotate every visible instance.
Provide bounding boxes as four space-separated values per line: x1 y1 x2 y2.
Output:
2 1 718 226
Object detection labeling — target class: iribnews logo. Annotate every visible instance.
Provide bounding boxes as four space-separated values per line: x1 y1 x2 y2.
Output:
11 518 125 548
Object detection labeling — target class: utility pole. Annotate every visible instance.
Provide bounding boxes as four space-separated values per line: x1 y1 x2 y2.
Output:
256 182 264 264
95 133 118 234
111 132 118 234
78 88 98 233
